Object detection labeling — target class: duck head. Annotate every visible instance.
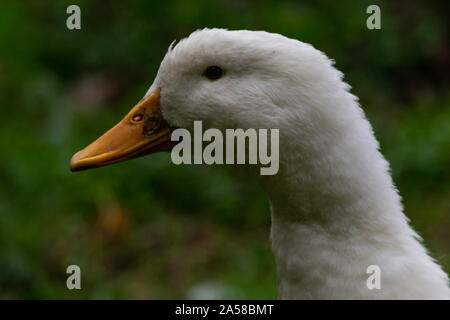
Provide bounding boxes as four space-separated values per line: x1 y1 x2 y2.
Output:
70 28 342 172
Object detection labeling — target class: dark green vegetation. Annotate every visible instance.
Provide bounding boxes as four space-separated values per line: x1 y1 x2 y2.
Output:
0 0 448 298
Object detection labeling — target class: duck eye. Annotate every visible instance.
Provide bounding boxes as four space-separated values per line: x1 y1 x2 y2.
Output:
132 113 144 122
204 66 223 80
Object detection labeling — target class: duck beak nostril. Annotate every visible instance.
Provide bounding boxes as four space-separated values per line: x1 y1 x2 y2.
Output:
132 113 144 122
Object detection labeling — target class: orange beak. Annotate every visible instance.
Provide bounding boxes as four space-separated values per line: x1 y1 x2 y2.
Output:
70 89 175 172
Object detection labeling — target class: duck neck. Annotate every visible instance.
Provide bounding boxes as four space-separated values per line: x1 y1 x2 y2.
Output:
256 124 449 299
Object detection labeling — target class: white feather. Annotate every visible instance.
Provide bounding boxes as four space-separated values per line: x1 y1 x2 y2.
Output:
146 28 450 299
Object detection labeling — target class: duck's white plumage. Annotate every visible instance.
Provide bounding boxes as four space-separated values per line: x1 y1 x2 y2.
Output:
144 28 449 299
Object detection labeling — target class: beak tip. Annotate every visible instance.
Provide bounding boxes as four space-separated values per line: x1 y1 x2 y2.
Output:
69 151 82 172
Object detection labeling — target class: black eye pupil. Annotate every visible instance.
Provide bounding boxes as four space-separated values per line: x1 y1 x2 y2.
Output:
204 66 223 80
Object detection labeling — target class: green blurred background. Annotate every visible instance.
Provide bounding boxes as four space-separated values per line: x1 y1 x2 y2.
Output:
0 0 449 299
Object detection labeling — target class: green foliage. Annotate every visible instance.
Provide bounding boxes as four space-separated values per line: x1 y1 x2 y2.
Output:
0 0 448 298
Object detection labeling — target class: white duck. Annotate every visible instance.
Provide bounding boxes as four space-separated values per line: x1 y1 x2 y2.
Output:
70 28 450 299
